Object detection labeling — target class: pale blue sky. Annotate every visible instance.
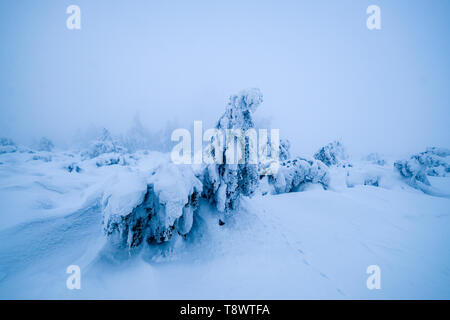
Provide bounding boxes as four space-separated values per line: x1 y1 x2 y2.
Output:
0 0 449 156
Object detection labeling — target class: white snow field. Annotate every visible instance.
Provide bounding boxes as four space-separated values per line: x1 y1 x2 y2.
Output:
0 148 449 299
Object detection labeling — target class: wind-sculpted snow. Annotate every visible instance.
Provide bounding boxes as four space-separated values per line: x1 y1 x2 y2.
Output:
102 163 202 248
314 140 350 167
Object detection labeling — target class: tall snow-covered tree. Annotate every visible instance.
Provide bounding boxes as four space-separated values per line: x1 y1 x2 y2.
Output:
202 88 263 212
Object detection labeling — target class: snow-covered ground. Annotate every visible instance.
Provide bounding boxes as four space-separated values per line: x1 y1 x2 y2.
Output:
0 148 449 299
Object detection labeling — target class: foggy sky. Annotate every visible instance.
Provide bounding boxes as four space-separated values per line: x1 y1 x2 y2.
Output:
0 0 449 157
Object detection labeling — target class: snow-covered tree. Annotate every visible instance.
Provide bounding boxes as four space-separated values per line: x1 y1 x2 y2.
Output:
413 147 450 177
314 140 350 167
364 152 386 166
0 137 17 154
268 156 330 194
394 157 430 188
37 137 54 152
82 128 127 159
394 147 450 189
279 139 291 161
202 88 263 212
103 163 202 248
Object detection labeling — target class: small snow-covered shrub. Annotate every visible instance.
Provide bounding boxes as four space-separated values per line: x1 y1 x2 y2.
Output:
37 137 54 152
269 156 329 194
202 88 263 212
413 147 450 177
394 147 450 189
345 168 383 188
394 158 430 188
364 153 386 166
82 128 127 159
314 141 349 167
103 163 202 248
95 153 128 167
0 137 17 154
32 154 52 162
